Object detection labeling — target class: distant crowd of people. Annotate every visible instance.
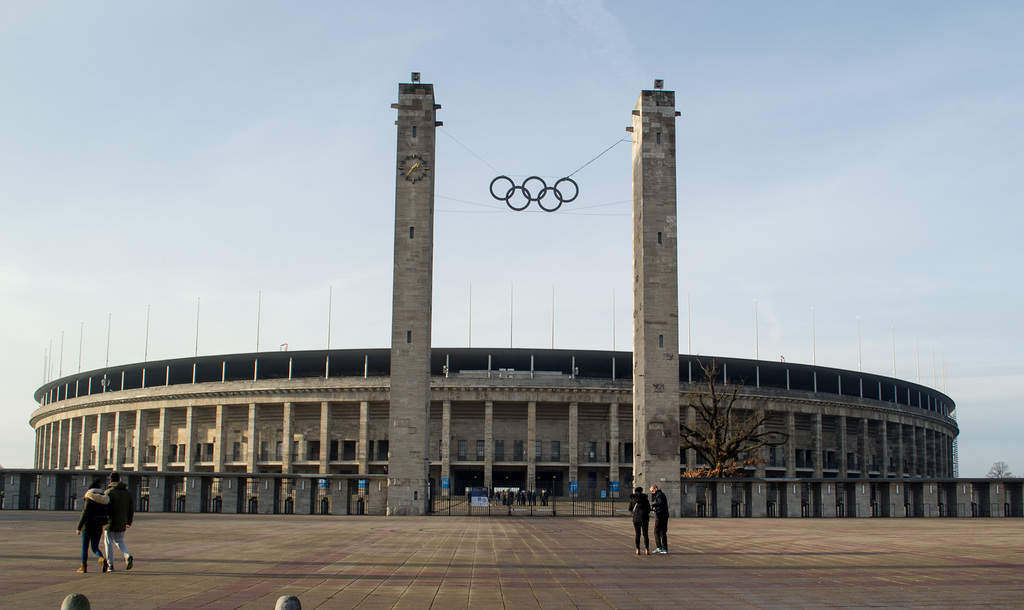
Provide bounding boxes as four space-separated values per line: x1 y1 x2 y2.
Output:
482 488 550 506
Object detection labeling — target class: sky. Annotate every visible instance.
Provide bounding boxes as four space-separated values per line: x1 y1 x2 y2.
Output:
2 1 1021 477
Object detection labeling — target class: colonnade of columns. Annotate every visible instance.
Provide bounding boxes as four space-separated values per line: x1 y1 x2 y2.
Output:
34 401 956 485
34 401 374 476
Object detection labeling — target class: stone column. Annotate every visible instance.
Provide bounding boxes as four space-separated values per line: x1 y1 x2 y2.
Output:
927 428 937 477
936 430 946 478
785 481 802 518
79 415 91 470
387 75 439 516
185 475 202 513
897 422 906 476
39 423 47 469
257 476 274 514
785 412 796 478
821 482 837 518
56 419 66 470
115 411 130 470
50 422 59 469
890 481 906 518
609 403 619 496
755 415 766 478
569 401 579 493
716 481 732 518
282 402 293 474
96 416 109 471
838 416 848 477
68 417 81 469
246 403 259 474
319 401 330 475
879 419 889 477
358 401 369 475
749 482 767 518
184 406 196 472
859 419 869 479
630 83 681 515
133 410 148 471
813 413 823 478
214 405 225 472
910 425 920 477
34 426 43 469
942 431 951 477
156 408 170 472
955 481 972 517
484 401 493 491
442 400 452 495
853 480 871 518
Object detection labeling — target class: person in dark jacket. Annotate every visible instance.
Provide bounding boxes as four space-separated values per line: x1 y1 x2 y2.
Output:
86 472 134 572
628 486 652 555
650 484 669 554
74 477 107 573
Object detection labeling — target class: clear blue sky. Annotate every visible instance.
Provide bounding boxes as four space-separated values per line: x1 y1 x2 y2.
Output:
2 1 1021 477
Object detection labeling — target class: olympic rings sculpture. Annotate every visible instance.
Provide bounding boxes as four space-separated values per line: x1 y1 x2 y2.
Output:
489 175 579 212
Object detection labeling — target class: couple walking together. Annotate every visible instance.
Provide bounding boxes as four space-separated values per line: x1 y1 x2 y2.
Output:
629 484 669 555
75 472 135 573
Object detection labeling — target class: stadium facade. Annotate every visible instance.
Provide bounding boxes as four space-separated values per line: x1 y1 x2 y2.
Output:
21 77 978 518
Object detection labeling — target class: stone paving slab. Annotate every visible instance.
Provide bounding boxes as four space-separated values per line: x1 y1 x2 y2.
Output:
1 511 1022 609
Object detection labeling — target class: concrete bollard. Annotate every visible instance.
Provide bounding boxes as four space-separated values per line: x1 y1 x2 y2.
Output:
275 595 301 610
61 593 90 610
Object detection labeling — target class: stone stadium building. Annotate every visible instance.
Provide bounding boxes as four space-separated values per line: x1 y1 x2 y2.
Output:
18 76 1008 519
27 347 960 513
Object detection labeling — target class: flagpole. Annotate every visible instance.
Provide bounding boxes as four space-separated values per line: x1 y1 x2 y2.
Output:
811 306 816 365
78 322 84 374
509 284 514 349
105 313 111 368
754 299 759 360
256 291 262 352
195 297 201 357
891 326 896 378
687 292 691 354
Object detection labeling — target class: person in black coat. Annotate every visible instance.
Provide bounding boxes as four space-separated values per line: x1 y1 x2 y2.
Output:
628 486 652 555
650 484 669 554
75 477 107 573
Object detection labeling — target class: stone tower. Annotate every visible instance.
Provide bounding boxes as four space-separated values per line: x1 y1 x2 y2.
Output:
388 73 440 515
631 82 681 516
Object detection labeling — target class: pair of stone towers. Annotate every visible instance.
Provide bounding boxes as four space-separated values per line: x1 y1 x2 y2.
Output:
387 74 680 516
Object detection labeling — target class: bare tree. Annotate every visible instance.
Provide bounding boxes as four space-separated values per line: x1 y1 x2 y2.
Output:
987 461 1013 478
680 359 788 478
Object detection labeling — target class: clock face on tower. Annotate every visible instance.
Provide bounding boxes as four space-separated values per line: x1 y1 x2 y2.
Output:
398 155 430 182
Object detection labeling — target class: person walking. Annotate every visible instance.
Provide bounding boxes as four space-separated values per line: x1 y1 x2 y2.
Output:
74 477 107 573
650 484 669 554
629 486 652 555
86 472 134 572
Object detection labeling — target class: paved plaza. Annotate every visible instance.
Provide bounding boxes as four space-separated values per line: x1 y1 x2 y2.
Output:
1 511 1021 609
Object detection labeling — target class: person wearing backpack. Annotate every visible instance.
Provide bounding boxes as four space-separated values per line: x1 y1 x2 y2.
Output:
75 477 107 573
628 486 652 555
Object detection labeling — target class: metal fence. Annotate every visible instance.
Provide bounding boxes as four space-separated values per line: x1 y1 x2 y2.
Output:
429 490 633 517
